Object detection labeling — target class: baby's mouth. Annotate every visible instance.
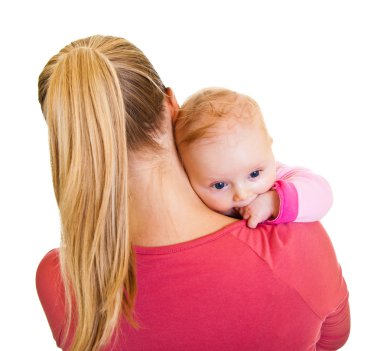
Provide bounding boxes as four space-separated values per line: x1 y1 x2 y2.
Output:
223 208 241 218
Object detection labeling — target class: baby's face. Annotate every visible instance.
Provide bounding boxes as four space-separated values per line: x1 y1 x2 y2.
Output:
179 120 276 216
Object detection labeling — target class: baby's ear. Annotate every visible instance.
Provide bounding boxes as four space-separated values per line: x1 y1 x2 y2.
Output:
165 87 179 121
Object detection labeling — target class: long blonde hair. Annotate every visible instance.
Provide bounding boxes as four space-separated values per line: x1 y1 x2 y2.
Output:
38 35 166 351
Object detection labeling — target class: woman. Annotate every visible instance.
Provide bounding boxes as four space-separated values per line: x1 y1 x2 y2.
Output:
36 35 350 351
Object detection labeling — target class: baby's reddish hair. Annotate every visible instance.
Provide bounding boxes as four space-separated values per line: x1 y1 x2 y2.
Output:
174 87 267 147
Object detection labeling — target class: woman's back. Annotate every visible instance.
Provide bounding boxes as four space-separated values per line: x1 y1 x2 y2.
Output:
37 220 349 351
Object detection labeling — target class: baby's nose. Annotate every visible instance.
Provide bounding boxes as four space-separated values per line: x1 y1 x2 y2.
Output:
233 188 250 202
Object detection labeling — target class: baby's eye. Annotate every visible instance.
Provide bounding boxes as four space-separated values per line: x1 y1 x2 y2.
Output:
212 182 227 190
249 170 261 179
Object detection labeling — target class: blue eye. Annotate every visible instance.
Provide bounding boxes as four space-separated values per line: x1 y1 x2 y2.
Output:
249 170 260 178
212 182 226 190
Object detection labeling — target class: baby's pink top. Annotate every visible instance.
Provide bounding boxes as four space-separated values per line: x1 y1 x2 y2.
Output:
270 162 333 224
36 221 349 350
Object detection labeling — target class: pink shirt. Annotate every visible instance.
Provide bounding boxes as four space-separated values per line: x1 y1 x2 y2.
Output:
36 221 349 350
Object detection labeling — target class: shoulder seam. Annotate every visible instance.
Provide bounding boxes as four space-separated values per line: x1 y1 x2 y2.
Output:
228 232 325 321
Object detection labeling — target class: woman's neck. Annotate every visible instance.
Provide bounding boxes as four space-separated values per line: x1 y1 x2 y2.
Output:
128 149 235 247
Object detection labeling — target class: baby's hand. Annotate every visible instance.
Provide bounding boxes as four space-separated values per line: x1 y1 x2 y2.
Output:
237 190 280 228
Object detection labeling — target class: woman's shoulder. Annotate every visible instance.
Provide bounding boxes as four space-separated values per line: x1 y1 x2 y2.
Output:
36 248 65 347
231 221 348 319
233 221 336 260
36 248 61 289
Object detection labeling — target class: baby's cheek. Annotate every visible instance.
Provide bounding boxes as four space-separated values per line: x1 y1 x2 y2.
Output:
200 192 230 213
196 190 216 207
255 178 275 194
203 195 223 211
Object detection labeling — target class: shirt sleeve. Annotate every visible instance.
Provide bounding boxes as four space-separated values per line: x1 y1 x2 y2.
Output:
250 221 350 350
269 161 333 223
317 295 351 351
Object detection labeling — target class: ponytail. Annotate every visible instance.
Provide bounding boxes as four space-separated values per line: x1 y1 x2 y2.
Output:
39 40 142 350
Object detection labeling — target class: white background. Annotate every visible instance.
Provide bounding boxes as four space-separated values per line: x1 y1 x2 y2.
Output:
1 1 379 349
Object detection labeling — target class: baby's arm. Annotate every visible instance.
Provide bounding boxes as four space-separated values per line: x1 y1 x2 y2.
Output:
272 162 333 223
240 162 333 228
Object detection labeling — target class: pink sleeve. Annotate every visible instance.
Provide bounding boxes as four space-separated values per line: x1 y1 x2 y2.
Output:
270 161 333 223
262 222 350 349
317 296 351 351
240 221 350 349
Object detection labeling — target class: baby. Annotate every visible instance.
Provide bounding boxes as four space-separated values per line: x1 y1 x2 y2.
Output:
174 88 332 228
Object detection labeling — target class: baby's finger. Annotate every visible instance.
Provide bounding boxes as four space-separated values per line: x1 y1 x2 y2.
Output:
237 207 249 219
242 211 251 220
247 215 260 228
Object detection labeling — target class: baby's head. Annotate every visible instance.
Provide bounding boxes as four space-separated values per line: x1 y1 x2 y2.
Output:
174 88 276 216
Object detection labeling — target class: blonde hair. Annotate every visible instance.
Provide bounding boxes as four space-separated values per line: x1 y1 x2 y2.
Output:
174 87 268 146
38 35 166 351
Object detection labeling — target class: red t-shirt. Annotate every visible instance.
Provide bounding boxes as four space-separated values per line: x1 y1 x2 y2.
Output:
36 221 350 350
